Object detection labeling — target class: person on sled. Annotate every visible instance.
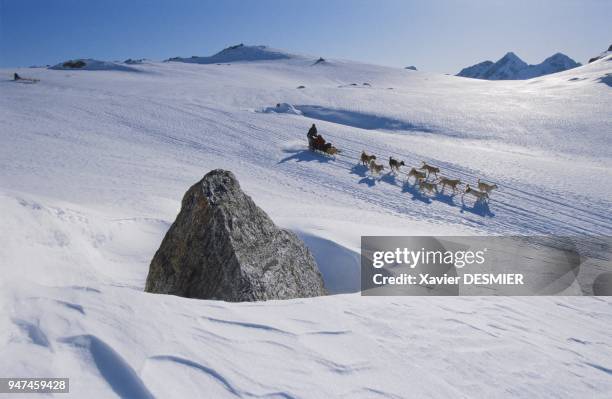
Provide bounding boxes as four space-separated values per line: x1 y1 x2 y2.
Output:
307 123 318 150
307 123 333 152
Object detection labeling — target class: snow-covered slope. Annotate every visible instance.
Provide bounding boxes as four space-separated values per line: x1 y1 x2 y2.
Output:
458 52 581 80
1 51 611 398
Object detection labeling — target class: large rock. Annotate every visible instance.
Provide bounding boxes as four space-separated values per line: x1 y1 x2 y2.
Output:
145 170 326 301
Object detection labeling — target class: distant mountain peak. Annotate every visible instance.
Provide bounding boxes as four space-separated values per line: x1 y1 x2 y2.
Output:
497 52 527 66
457 51 580 80
548 52 566 58
165 44 295 64
501 51 521 61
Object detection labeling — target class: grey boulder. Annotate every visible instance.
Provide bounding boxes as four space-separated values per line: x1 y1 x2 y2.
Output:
145 169 326 301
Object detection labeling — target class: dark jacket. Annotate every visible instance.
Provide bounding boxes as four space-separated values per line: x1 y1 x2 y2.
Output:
307 125 318 139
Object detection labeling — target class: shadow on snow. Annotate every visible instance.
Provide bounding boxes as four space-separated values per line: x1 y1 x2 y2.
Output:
278 149 333 164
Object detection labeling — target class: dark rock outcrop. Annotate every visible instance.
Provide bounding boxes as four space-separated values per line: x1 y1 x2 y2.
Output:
62 60 86 69
145 170 326 301
588 45 612 63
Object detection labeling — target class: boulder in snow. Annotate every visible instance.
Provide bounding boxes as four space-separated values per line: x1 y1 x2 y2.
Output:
145 170 326 301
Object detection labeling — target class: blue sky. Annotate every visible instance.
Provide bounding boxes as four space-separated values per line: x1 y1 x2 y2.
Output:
1 0 610 72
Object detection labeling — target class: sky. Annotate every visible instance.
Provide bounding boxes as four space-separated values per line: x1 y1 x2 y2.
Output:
0 0 610 73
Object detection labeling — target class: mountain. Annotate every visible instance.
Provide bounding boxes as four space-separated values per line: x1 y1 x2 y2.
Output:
530 53 583 76
457 52 581 80
165 43 296 64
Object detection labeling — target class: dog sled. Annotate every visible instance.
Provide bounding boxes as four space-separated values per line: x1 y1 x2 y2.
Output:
309 141 339 156
14 78 40 84
306 123 339 156
310 144 339 156
13 73 39 84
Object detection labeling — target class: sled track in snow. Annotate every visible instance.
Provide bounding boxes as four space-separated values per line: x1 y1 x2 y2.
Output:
129 98 611 237
68 93 611 237
267 125 612 236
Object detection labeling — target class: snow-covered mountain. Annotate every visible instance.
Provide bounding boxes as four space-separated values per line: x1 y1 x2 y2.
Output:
2 47 611 398
166 43 298 64
457 51 581 80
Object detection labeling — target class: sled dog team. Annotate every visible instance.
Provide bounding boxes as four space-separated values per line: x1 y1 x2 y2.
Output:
360 150 498 203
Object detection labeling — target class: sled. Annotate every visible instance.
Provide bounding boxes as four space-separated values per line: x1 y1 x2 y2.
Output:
310 145 339 156
14 78 40 84
324 146 339 155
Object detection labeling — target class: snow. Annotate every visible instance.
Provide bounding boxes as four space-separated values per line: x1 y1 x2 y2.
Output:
1 49 611 398
457 52 581 80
